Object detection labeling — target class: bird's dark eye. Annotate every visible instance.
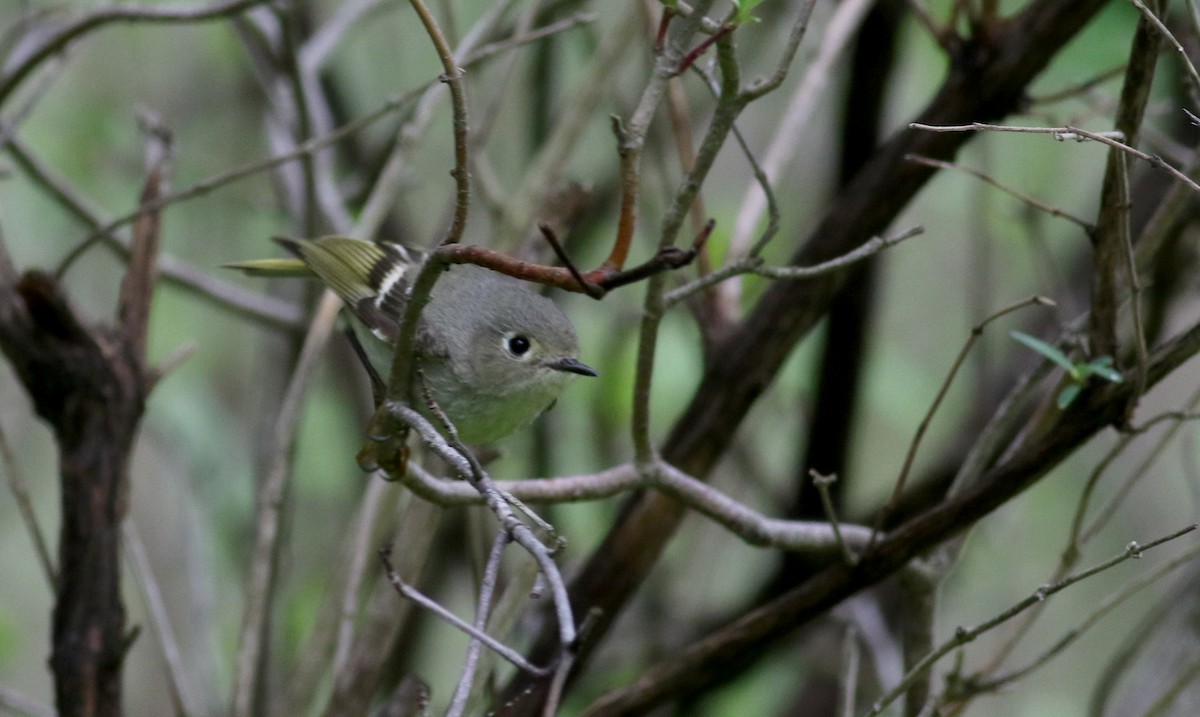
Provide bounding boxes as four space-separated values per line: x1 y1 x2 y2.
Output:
507 335 531 356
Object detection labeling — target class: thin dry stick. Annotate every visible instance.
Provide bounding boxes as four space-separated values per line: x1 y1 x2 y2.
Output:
468 12 595 62
447 529 509 717
0 419 56 588
1082 405 1200 543
838 624 861 717
1138 656 1200 717
1028 64 1127 105
58 15 586 277
0 47 64 155
5 138 303 329
0 0 273 108
392 404 577 648
542 652 577 717
869 295 1056 547
1116 150 1150 412
970 393 1200 686
280 475 399 717
866 523 1199 716
330 477 394 676
1128 0 1200 97
398 458 873 554
975 542 1200 694
810 470 857 565
495 1 641 248
682 47 783 321
632 3 818 455
231 291 342 717
379 547 552 676
409 0 470 245
299 0 389 70
906 154 1094 230
728 0 868 255
665 227 923 307
122 522 201 717
627 1 720 461
354 0 517 240
909 122 1200 194
467 1 537 150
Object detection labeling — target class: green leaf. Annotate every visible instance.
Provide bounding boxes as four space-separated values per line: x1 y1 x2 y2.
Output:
1011 331 1079 379
1057 383 1082 409
730 0 764 23
1080 359 1123 384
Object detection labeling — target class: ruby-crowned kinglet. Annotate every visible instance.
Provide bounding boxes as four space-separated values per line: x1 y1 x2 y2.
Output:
227 236 596 443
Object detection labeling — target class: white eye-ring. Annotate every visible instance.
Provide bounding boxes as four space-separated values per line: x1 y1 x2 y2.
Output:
504 333 532 358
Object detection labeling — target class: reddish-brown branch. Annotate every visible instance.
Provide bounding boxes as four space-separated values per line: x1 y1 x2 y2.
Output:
653 7 675 54
601 117 641 274
677 24 734 74
434 236 703 298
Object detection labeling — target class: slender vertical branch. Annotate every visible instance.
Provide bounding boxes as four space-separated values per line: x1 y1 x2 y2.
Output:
409 0 471 244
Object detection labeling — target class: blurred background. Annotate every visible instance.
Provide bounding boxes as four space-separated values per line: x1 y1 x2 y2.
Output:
1 1 1199 715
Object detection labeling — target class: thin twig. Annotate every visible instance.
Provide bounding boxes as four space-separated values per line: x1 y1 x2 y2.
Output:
330 478 393 678
728 0 866 254
122 522 201 717
865 523 1199 716
0 0 272 108
1027 64 1126 105
869 295 1056 547
409 0 470 245
467 12 595 62
5 138 304 329
665 227 921 308
970 542 1200 695
838 624 861 717
495 2 641 248
903 0 958 53
1137 656 1200 716
399 457 876 554
447 530 509 717
906 155 1094 230
1118 150 1149 414
379 547 553 677
1128 0 1200 98
1082 400 1200 544
810 470 857 566
231 292 342 717
0 419 56 588
389 405 577 648
909 122 1200 194
538 223 602 297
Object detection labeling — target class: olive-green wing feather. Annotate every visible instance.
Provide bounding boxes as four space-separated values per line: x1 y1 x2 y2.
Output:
221 256 313 277
231 235 423 344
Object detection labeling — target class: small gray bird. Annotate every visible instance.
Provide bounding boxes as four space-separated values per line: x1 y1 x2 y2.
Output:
227 236 596 443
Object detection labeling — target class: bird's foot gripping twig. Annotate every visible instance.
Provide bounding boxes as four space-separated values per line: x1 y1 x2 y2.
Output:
358 406 411 479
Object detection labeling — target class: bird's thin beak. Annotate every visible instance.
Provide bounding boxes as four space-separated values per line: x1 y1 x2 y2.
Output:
546 357 598 377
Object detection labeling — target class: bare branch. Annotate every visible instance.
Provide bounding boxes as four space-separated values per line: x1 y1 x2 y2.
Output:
866 524 1199 716
910 122 1200 194
0 0 272 108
